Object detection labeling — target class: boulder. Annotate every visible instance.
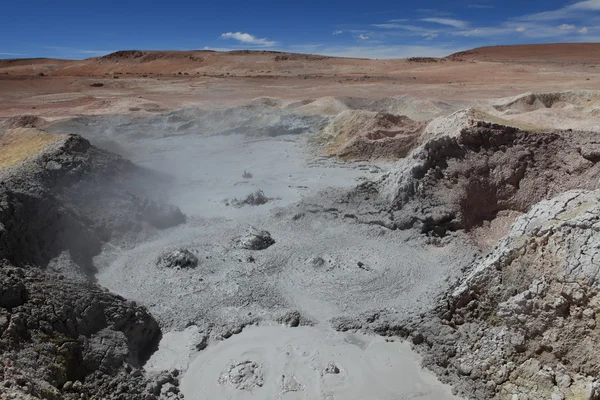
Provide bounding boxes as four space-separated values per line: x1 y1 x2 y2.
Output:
157 249 199 269
238 227 275 250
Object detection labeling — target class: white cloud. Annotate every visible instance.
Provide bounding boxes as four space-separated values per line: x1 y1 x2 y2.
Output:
371 23 429 32
358 34 370 40
220 32 276 47
571 0 600 10
453 27 512 37
516 0 600 21
0 52 28 56
454 19 599 39
421 17 468 28
558 23 576 30
288 44 466 59
333 30 343 35
422 33 439 40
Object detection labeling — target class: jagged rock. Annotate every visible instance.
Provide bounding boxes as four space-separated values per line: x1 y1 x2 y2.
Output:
237 227 275 250
368 121 600 235
323 363 340 374
408 190 600 399
278 311 301 327
0 130 186 399
157 249 198 269
140 201 186 229
0 260 171 399
0 131 186 273
225 190 275 207
0 267 27 308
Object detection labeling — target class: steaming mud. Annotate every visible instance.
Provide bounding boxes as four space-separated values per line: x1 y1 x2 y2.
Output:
150 325 460 400
50 102 472 399
130 133 375 218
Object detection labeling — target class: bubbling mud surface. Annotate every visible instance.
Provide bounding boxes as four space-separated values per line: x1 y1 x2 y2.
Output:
152 325 460 400
45 99 503 399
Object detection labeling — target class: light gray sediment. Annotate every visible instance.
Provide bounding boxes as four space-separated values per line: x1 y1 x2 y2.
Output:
6 96 600 399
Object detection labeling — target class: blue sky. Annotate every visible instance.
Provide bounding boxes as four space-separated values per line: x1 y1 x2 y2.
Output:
1 0 599 59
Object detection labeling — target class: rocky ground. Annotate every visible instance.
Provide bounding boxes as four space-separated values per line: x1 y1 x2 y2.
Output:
2 47 600 399
0 130 186 399
355 189 600 400
320 116 600 398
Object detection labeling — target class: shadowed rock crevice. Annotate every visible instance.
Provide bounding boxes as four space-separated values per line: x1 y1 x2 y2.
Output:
358 122 600 236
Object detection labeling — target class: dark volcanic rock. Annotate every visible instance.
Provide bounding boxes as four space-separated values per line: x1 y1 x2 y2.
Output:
0 134 186 273
140 200 186 229
0 131 186 399
157 249 199 269
225 189 275 207
0 260 171 399
238 227 275 250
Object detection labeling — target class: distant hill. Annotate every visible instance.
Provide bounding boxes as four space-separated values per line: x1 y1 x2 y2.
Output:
0 58 71 68
0 50 375 77
448 43 600 63
2 44 599 78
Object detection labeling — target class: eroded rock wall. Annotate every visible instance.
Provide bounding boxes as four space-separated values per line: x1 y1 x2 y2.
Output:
348 122 600 236
409 190 600 399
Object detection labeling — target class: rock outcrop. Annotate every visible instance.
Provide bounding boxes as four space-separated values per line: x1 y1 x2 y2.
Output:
237 227 275 250
318 110 426 159
157 249 199 269
0 129 186 398
324 118 600 397
409 190 600 399
0 131 185 274
225 189 275 207
0 260 171 400
350 121 600 236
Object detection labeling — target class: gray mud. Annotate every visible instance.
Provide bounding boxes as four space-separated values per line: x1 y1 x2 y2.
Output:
76 109 473 331
177 325 461 400
11 95 599 399
44 103 475 398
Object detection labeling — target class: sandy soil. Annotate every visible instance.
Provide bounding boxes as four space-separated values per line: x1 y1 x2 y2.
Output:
1 45 599 122
449 43 600 63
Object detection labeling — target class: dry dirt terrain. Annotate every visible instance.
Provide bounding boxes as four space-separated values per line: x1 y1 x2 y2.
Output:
1 44 600 400
1 44 599 120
